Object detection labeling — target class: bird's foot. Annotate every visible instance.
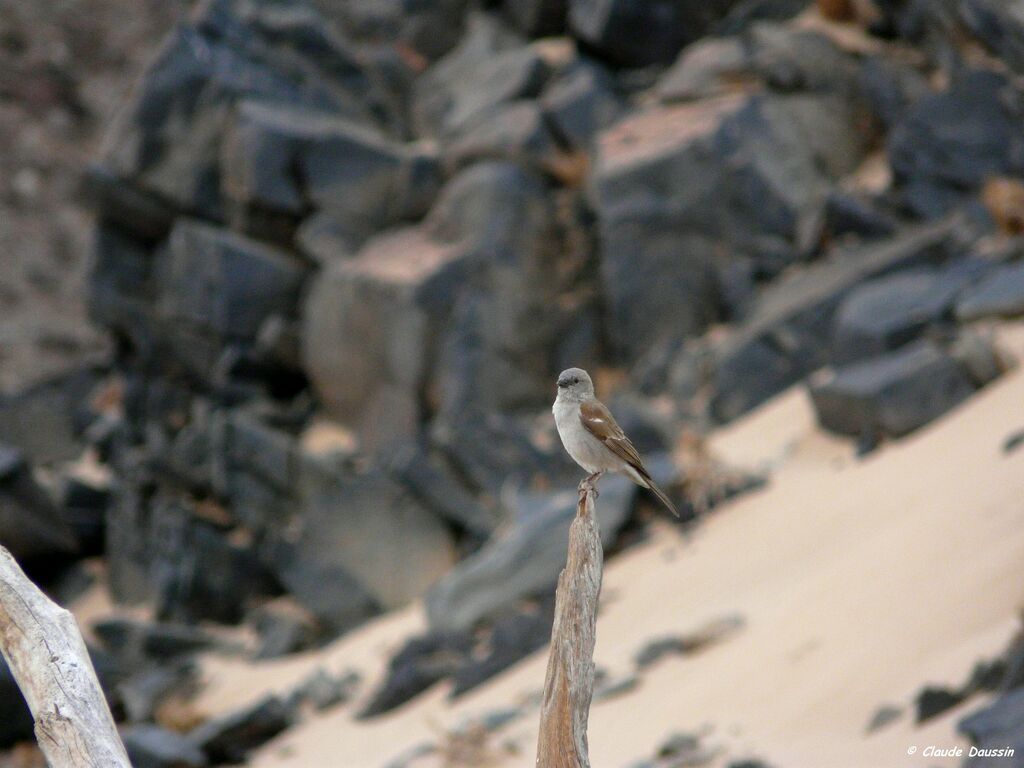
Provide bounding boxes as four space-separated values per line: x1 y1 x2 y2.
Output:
580 471 604 498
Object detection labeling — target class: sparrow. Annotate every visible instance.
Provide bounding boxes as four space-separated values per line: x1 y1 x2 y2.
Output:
553 367 679 516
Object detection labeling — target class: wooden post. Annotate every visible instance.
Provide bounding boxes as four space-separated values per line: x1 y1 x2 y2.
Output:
536 478 603 768
0 546 130 768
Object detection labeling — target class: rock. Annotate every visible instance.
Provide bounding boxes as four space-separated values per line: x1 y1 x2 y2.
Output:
99 0 399 221
808 340 976 438
823 191 899 240
92 618 223 667
949 329 1004 388
568 0 737 67
541 59 622 149
289 667 360 712
302 226 468 448
889 70 1024 217
149 507 266 625
634 616 744 668
960 687 1024 766
155 220 308 379
189 694 293 764
451 593 556 695
746 23 859 94
425 473 637 632
118 662 196 723
865 704 903 733
389 443 501 538
1004 429 1024 455
0 656 34 748
430 410 562 499
916 685 965 722
961 0 1024 75
60 470 111 556
708 220 956 423
501 0 567 36
359 632 473 717
712 0 809 35
657 36 751 103
0 446 77 565
956 260 1024 321
88 224 160 356
283 453 457 615
0 366 104 464
123 724 208 768
82 164 176 241
251 599 321 660
445 100 560 171
426 162 581 419
856 55 930 130
413 26 551 136
830 268 964 365
593 91 870 363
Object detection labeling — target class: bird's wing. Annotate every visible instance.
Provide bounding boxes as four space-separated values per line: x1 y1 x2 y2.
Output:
579 399 680 517
579 399 645 471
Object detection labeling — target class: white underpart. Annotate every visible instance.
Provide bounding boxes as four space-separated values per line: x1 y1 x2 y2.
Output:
552 396 649 487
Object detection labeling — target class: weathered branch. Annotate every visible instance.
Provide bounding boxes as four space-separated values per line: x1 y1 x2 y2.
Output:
536 478 603 768
0 546 129 767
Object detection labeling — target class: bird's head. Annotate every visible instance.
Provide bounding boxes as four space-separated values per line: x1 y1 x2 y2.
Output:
556 367 595 401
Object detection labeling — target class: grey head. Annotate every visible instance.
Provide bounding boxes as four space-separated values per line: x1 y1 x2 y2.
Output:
556 367 595 402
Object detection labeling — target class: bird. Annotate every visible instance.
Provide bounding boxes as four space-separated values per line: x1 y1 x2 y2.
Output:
552 367 679 517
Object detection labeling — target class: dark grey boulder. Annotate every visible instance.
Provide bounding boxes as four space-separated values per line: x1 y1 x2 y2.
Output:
412 16 550 136
189 694 293 764
390 443 501 538
155 220 307 379
302 225 469 448
889 70 1024 217
283 453 457 613
541 59 622 150
251 599 321 660
88 224 160 356
708 220 955 423
0 445 77 565
501 0 567 36
450 593 555 696
956 260 1024 321
99 0 399 221
959 688 1024 767
593 90 870 363
118 662 196 723
822 191 899 240
830 268 964 365
92 618 224 668
808 341 976 438
359 631 473 717
568 0 737 67
289 667 360 712
425 472 638 632
124 725 209 768
445 100 560 171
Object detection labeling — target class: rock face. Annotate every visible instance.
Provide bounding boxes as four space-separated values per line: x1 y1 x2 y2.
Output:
808 340 976 438
956 260 1024 321
156 220 308 378
889 70 1024 217
592 90 871 363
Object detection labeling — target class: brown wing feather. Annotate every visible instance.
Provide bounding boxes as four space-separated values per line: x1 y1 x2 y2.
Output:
579 399 680 517
579 399 644 470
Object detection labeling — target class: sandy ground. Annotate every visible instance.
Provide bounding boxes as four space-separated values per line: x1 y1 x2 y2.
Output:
178 325 1024 768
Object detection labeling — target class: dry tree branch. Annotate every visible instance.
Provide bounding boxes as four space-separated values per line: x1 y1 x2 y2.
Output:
536 477 603 768
0 545 129 767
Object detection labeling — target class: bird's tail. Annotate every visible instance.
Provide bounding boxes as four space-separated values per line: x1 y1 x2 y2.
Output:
642 475 680 518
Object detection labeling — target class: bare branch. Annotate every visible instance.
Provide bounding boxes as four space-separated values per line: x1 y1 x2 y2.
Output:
536 478 603 768
0 546 129 767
